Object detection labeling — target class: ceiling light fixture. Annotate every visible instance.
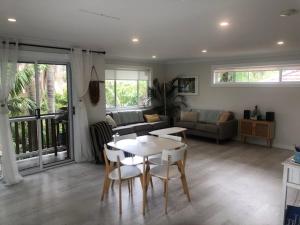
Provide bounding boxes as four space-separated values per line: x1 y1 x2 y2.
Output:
219 21 229 27
202 49 207 53
8 18 16 22
152 55 157 59
277 41 285 45
132 38 139 43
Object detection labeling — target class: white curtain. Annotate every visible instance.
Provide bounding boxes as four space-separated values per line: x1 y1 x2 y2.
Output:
0 41 22 185
71 49 93 162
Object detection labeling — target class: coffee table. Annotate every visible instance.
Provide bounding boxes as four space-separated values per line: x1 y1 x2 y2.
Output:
149 127 187 142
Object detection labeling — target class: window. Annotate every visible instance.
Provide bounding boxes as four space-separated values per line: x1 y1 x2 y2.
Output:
213 64 300 86
105 68 151 108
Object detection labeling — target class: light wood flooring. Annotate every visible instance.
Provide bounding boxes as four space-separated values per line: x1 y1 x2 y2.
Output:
0 138 293 225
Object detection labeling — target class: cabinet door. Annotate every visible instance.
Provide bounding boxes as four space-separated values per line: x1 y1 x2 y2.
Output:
254 124 269 138
241 121 252 135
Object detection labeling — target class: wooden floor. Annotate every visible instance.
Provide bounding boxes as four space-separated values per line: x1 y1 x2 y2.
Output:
0 138 293 225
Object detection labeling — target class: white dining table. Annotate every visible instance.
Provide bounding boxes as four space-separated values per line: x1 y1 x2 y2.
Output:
107 135 184 215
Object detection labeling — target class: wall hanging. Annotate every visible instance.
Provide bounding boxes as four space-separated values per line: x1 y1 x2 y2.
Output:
89 65 104 105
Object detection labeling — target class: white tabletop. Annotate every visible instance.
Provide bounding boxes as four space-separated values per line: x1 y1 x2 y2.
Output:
149 127 187 136
107 135 184 157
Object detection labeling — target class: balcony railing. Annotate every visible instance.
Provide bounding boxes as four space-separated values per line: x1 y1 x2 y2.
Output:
9 113 70 160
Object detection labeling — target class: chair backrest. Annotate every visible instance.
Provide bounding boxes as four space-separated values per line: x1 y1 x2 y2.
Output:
161 144 187 164
159 134 182 142
104 145 125 162
114 133 137 142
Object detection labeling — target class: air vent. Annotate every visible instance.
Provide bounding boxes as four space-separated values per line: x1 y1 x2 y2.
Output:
280 9 299 17
79 9 120 21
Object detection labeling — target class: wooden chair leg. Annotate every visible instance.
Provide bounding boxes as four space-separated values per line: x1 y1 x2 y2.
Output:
119 180 122 214
165 179 169 214
182 175 191 202
101 176 108 201
150 176 154 189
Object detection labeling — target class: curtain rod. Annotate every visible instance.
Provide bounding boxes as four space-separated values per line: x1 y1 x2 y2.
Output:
3 41 106 55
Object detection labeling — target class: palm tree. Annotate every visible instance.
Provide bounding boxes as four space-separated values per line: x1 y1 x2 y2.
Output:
8 64 36 117
46 65 55 113
148 78 187 119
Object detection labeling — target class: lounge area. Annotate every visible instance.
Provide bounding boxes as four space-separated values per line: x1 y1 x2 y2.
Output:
0 139 293 225
1 1 300 225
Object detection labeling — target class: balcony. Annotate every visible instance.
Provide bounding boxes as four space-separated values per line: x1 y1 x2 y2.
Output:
7 113 71 172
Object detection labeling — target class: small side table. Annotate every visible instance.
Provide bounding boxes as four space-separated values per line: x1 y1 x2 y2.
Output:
282 157 300 225
240 119 275 147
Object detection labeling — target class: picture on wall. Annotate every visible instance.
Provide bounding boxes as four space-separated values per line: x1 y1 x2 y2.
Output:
178 76 198 95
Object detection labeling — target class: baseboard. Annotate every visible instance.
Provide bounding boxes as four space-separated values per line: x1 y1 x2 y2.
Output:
234 137 294 151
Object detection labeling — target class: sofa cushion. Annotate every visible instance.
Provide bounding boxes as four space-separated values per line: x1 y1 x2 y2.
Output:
194 109 222 124
112 125 135 135
180 111 198 122
144 114 160 123
218 111 234 123
105 115 117 128
118 111 141 125
137 110 145 122
112 112 122 126
174 121 196 129
196 123 219 133
149 121 169 130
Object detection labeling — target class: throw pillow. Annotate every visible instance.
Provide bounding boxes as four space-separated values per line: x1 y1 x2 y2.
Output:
218 111 233 123
180 111 198 122
144 114 160 123
105 115 117 128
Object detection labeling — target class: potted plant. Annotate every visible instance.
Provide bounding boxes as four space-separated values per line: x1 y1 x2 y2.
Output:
148 78 187 125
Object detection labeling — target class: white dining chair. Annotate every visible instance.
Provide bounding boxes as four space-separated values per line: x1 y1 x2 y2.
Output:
101 145 142 214
149 144 191 214
113 133 154 189
148 135 183 166
114 133 143 166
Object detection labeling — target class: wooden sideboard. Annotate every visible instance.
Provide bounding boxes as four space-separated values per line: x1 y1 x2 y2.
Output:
240 119 275 147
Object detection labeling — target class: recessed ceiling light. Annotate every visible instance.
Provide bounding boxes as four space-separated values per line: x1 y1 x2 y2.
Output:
8 18 16 22
219 21 229 27
277 41 285 45
202 49 207 53
132 38 139 43
152 55 157 59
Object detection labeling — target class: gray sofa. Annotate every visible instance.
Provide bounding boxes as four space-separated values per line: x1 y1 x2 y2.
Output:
108 110 169 136
174 109 238 143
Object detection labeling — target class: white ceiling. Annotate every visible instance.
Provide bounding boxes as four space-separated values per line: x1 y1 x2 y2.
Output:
0 0 300 61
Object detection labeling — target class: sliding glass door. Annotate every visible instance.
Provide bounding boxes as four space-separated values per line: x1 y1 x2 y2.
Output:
8 62 73 173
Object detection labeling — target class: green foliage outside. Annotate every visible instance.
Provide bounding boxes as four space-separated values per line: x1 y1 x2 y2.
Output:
8 64 68 117
105 79 148 108
219 71 279 83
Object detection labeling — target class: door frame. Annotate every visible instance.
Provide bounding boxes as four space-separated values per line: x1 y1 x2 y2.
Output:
11 60 74 175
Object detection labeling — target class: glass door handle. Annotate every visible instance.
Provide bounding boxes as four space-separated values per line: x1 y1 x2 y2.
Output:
35 108 41 119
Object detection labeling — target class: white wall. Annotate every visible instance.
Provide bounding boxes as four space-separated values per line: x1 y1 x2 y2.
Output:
84 54 106 124
105 58 166 81
165 55 300 150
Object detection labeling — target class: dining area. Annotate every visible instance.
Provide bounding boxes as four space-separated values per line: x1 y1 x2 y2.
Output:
102 133 191 215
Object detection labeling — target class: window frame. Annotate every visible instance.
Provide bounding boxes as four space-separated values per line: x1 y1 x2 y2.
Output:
211 61 300 87
105 65 152 110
